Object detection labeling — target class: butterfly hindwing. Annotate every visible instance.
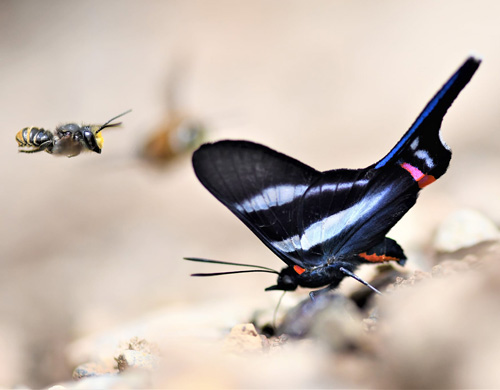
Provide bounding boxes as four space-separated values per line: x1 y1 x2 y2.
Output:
358 237 407 266
375 57 481 186
295 165 418 267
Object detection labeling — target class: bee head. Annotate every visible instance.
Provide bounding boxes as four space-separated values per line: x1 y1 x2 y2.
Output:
80 126 103 153
88 109 133 154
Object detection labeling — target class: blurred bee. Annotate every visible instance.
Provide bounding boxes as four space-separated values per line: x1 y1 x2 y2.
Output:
16 109 131 157
141 113 206 165
140 59 206 166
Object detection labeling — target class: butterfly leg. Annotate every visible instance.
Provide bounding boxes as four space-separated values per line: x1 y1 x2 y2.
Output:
309 285 335 300
340 267 382 295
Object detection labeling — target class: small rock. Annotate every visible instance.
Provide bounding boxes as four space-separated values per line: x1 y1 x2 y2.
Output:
267 334 289 351
349 264 407 308
119 337 159 355
223 323 265 353
432 259 475 277
309 296 369 352
278 293 368 352
362 317 377 333
386 270 432 292
68 370 150 389
72 362 117 380
278 294 344 338
115 350 160 372
433 209 499 253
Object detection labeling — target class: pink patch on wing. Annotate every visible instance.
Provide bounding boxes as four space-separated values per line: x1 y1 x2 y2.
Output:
401 162 425 181
400 162 436 188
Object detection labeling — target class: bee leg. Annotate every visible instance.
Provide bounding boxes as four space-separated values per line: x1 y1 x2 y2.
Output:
18 148 43 153
39 141 54 154
18 140 54 154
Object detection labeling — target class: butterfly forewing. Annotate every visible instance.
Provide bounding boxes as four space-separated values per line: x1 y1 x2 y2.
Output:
193 141 420 270
192 141 321 267
295 169 373 264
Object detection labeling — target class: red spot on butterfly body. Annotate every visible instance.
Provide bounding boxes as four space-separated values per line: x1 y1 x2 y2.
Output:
293 265 306 275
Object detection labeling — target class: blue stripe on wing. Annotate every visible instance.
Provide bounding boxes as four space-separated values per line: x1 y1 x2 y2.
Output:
375 56 481 169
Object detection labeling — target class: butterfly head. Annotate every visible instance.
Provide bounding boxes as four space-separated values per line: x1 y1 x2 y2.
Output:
265 267 300 291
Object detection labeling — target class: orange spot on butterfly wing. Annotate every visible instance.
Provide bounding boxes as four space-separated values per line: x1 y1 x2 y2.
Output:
358 252 399 263
417 174 436 188
293 265 306 275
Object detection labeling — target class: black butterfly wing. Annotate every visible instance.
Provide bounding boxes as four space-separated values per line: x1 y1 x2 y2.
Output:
358 237 407 266
303 56 481 263
192 140 321 268
295 166 418 266
192 56 480 273
193 141 417 269
374 56 481 180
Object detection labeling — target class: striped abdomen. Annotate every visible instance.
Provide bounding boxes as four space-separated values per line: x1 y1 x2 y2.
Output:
16 127 54 153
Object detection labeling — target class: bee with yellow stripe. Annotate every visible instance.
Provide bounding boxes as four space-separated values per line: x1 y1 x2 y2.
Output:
16 109 131 157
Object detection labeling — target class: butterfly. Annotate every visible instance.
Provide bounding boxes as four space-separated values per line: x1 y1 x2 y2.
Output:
185 56 481 297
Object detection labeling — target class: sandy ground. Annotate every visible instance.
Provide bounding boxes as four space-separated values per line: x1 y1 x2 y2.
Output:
0 1 500 387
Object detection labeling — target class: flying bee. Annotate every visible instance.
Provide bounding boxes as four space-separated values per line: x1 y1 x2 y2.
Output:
16 109 132 157
141 113 206 165
140 59 207 166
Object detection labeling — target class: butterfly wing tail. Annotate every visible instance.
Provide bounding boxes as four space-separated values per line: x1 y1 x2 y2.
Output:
375 56 481 181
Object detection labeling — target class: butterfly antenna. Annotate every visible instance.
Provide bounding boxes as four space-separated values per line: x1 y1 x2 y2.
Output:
191 270 279 277
340 267 382 295
184 257 280 276
272 290 286 330
96 109 132 134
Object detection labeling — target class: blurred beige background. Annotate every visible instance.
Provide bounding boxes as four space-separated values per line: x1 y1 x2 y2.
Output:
0 0 499 386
